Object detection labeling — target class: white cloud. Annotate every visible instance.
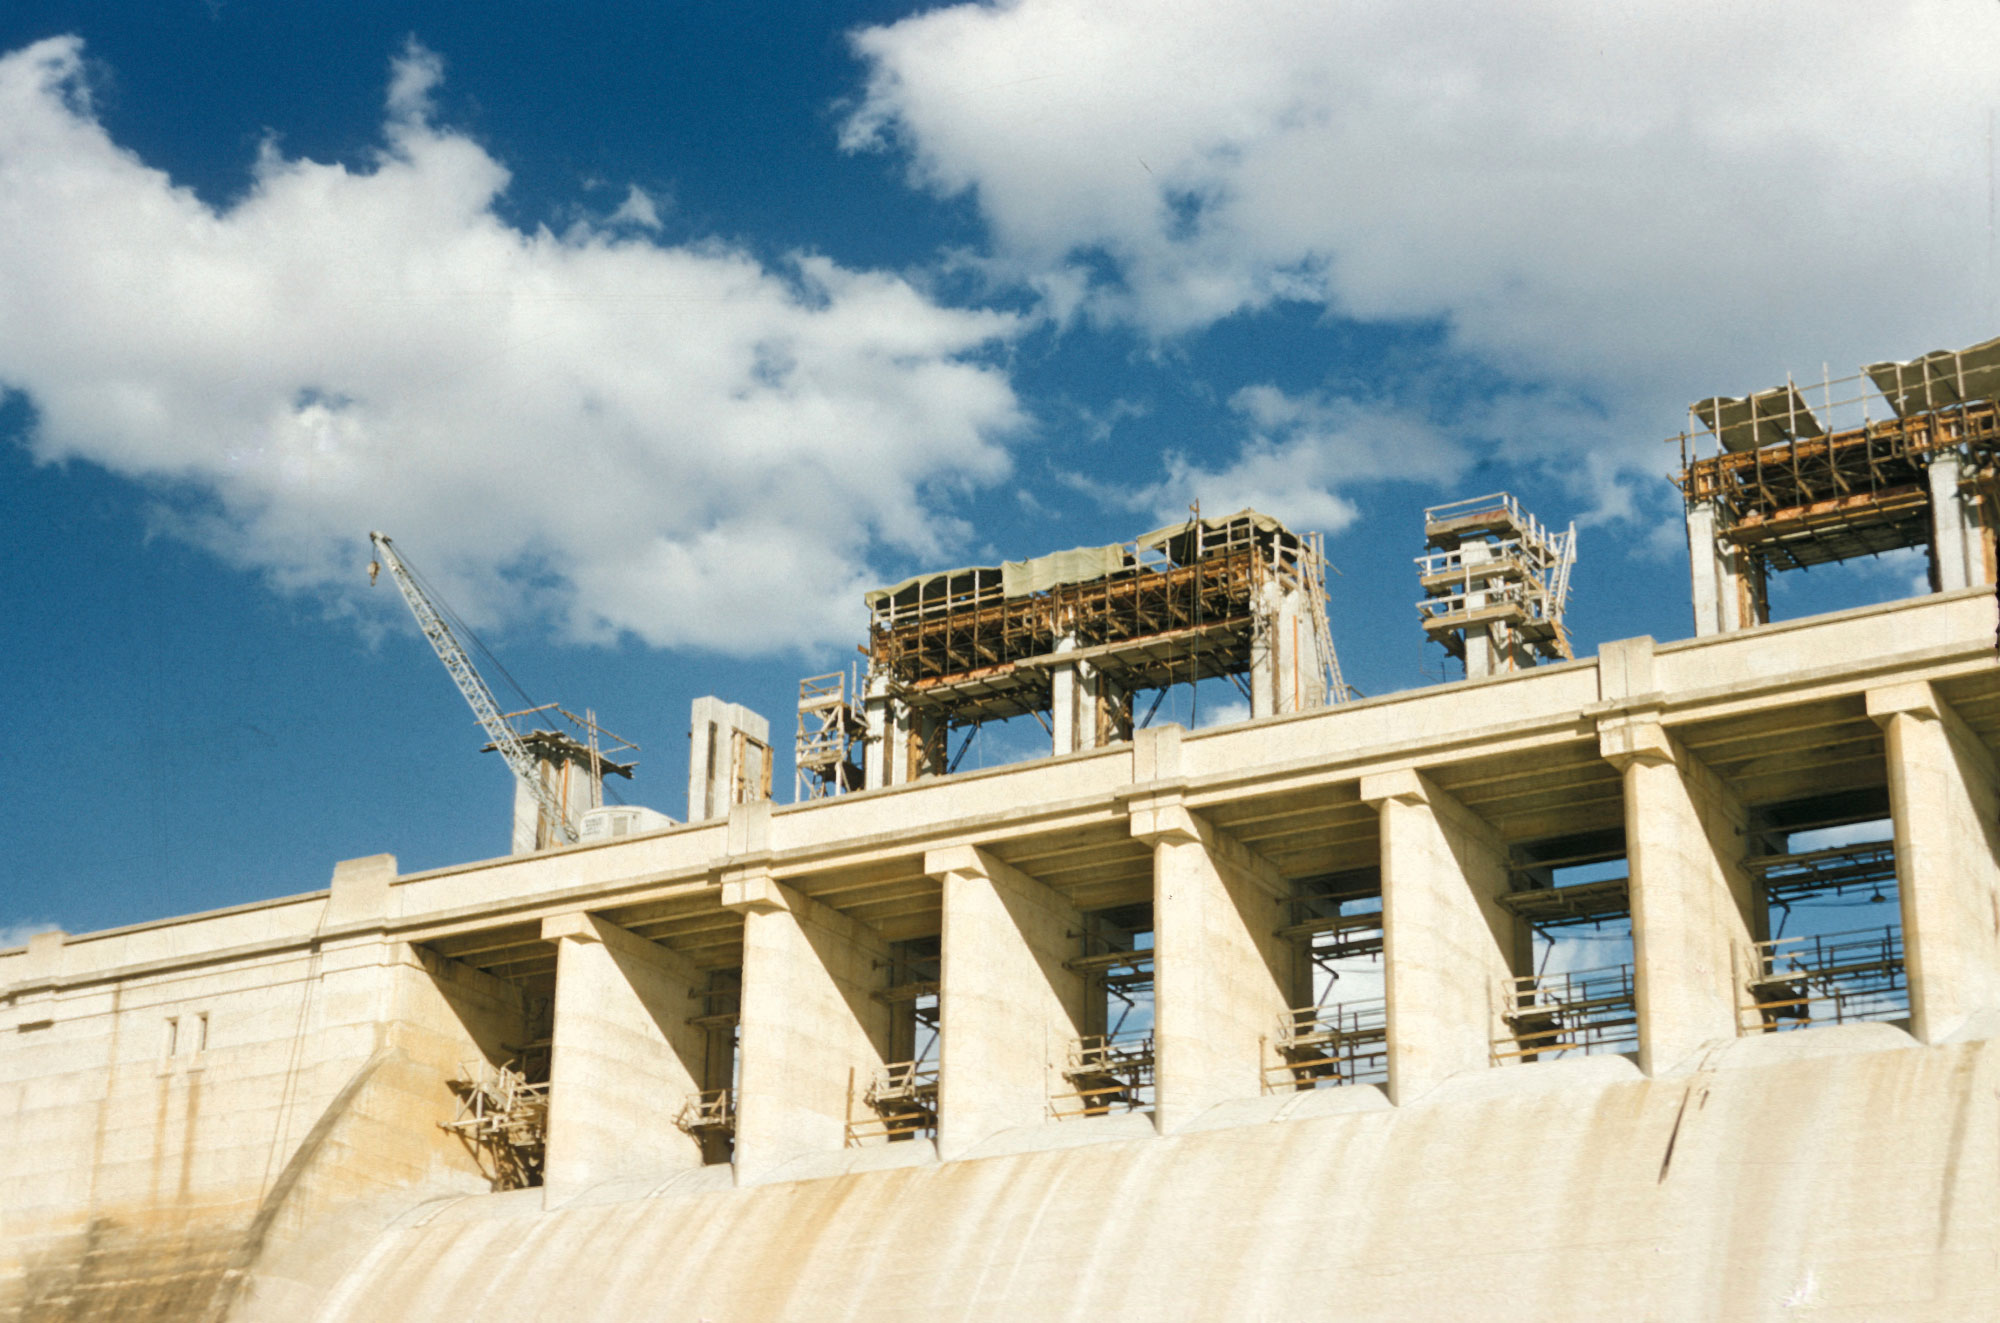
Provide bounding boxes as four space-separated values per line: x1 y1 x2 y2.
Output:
0 38 1028 654
848 1 2000 496
609 184 663 230
1134 385 1462 531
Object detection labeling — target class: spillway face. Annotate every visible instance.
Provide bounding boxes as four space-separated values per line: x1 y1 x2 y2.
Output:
9 590 2000 1321
247 1027 1995 1323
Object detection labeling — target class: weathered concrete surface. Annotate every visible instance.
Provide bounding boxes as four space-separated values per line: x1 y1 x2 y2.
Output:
1871 681 2000 1043
931 846 1086 1158
289 1028 1998 1323
1364 769 1512 1104
1603 719 1758 1074
540 914 706 1201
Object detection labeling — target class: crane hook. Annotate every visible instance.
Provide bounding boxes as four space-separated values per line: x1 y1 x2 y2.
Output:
368 558 380 586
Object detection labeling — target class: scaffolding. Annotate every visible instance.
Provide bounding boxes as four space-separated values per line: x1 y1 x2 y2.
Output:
1675 336 2000 584
1742 927 1908 1033
440 1059 548 1190
1267 998 1388 1090
675 1087 736 1138
864 510 1348 736
844 1060 940 1145
1417 493 1576 676
1493 965 1639 1062
794 669 865 799
1053 1031 1156 1119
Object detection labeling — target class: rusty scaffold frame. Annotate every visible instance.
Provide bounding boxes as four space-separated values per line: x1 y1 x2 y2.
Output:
1675 336 2000 590
440 1058 549 1190
865 510 1347 747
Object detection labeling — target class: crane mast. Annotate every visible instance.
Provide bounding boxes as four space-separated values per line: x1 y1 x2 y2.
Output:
368 532 579 845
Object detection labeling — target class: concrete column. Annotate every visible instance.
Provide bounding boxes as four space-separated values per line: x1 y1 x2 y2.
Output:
1360 770 1513 1104
1249 581 1281 718
1459 541 1496 679
1051 633 1080 756
888 702 911 786
723 872 893 1182
688 697 770 823
540 913 707 1202
1273 586 1326 714
930 845 1087 1157
1869 682 2000 1042
1929 453 1981 592
1600 718 1756 1074
1687 502 1724 636
1131 796 1301 1132
863 680 890 790
509 774 541 855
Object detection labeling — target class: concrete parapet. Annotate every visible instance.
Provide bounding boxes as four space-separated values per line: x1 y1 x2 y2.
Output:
324 855 397 930
1600 718 1754 1074
1361 769 1513 1104
726 876 892 1182
1870 681 2000 1042
930 845 1087 1157
540 913 706 1202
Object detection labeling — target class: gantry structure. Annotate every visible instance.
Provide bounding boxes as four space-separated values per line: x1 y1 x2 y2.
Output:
1676 334 2000 632
854 509 1347 787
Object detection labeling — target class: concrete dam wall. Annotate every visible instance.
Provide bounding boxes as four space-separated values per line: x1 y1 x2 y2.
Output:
286 1027 1999 1322
7 589 2000 1320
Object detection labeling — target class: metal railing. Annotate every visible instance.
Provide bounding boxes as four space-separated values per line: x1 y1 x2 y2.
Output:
1493 964 1638 1062
1743 926 1907 1033
845 1060 939 1145
1266 997 1387 1090
1052 1031 1155 1119
675 1087 736 1135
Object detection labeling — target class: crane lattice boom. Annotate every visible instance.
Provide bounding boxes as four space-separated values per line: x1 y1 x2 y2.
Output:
368 532 577 845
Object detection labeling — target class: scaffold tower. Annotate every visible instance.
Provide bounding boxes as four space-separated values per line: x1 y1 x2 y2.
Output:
1416 493 1576 678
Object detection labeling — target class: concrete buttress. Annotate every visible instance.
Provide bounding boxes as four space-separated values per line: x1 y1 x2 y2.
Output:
1361 769 1513 1104
540 913 706 1202
1870 681 2000 1042
930 845 1088 1157
1131 777 1301 1133
723 872 893 1182
1600 718 1755 1074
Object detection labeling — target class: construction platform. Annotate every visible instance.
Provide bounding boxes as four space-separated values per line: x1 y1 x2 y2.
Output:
1677 337 2000 629
862 509 1341 751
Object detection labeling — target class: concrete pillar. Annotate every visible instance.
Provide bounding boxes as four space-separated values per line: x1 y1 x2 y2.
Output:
1869 682 2000 1042
723 872 893 1182
1250 581 1280 718
1360 770 1513 1104
687 697 770 823
1687 501 1724 636
1051 633 1080 756
863 679 890 790
1131 794 1301 1132
888 702 911 786
1929 453 1982 592
1600 718 1756 1074
930 845 1088 1157
509 774 541 856
540 913 707 1202
1273 586 1326 714
1459 540 1496 679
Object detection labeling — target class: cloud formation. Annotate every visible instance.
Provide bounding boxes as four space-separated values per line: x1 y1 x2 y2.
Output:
0 38 1025 653
1138 385 1462 531
849 1 2000 497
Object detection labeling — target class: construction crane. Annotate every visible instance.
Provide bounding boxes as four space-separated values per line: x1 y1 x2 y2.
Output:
368 531 579 845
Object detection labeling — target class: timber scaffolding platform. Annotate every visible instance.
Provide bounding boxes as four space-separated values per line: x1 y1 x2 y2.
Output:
1676 336 2000 578
864 510 1341 730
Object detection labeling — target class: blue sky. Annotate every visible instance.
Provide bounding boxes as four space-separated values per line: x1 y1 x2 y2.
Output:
3 2 1996 939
